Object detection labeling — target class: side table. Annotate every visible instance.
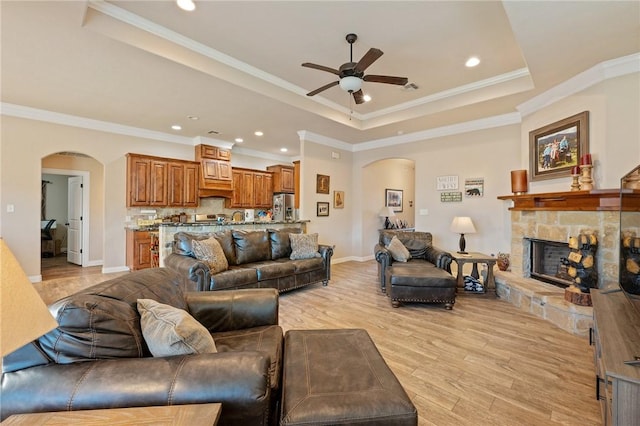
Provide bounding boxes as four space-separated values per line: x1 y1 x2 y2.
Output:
450 252 497 294
1 403 221 425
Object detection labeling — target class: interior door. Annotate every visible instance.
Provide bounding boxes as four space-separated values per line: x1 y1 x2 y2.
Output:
67 176 83 265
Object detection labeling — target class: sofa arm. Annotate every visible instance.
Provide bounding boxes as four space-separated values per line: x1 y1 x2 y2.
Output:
1 352 271 426
318 244 334 280
374 243 392 290
426 245 453 273
164 253 210 291
186 288 279 332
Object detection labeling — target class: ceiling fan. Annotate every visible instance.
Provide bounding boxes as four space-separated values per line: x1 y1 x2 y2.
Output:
302 33 408 104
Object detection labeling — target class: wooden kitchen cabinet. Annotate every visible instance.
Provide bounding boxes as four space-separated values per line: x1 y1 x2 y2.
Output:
126 229 152 270
196 144 233 196
267 164 295 193
168 161 199 207
196 144 231 161
127 154 199 207
227 168 273 208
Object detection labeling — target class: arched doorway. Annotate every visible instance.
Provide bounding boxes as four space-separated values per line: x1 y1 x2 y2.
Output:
41 152 103 279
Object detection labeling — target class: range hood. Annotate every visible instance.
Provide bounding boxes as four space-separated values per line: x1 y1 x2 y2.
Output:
198 188 233 199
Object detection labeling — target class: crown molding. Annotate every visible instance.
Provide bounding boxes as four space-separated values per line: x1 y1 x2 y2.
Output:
517 52 640 117
231 146 293 163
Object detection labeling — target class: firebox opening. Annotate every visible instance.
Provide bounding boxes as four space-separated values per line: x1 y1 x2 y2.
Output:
526 238 574 288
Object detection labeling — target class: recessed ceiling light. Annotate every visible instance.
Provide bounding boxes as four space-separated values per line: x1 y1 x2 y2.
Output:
465 56 480 67
187 115 199 120
171 124 182 130
363 94 372 102
176 0 195 11
280 148 288 152
254 131 264 136
235 138 244 143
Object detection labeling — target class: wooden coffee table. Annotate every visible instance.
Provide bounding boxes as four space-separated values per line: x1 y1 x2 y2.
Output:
450 251 497 294
1 403 221 425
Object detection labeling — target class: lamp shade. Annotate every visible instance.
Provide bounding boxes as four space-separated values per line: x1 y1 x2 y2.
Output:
339 76 362 93
379 206 396 218
1 239 58 356
450 216 476 234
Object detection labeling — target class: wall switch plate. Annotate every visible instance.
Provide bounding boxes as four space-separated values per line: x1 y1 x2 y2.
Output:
419 209 429 215
6 204 14 213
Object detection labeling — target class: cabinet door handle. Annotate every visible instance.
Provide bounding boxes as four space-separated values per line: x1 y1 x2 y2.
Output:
589 327 593 346
595 375 606 400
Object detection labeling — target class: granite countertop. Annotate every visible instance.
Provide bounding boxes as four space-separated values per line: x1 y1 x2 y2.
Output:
126 220 308 231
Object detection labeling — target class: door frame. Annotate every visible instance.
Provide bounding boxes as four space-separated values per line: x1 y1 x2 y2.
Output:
42 168 90 267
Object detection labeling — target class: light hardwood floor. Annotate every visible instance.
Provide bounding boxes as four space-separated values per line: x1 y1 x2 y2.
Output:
36 260 602 426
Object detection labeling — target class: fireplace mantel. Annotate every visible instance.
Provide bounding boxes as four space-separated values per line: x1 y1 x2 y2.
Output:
497 189 622 211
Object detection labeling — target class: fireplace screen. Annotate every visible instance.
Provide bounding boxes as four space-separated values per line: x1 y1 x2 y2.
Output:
527 238 573 287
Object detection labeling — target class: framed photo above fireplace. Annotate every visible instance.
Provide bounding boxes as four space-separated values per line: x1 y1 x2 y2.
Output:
529 111 589 182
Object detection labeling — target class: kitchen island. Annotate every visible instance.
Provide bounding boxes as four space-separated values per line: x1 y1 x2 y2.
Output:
157 221 309 267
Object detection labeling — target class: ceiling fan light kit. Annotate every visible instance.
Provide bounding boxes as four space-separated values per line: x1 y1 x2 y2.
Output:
302 33 408 105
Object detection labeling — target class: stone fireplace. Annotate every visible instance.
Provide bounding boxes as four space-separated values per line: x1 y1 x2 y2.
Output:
525 238 573 288
496 190 621 336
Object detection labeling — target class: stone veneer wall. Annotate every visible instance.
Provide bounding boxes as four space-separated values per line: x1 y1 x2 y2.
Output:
509 210 619 290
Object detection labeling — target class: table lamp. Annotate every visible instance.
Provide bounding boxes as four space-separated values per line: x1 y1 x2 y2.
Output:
1 238 58 362
379 206 396 229
450 216 476 254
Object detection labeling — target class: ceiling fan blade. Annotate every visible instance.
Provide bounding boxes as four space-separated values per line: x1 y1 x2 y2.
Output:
352 90 365 104
306 80 340 97
302 62 341 76
354 48 383 73
363 75 408 85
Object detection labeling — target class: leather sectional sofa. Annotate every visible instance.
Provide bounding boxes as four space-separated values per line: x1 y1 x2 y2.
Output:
164 228 333 292
1 268 282 425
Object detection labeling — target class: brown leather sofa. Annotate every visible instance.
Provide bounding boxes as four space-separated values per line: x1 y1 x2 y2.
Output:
164 228 333 292
1 268 282 426
375 230 456 308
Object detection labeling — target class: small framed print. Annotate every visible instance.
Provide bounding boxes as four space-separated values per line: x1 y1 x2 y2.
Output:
333 191 344 208
316 174 330 194
317 202 329 216
385 189 403 212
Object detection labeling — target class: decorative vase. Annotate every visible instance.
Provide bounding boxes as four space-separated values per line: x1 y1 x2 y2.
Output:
497 253 510 271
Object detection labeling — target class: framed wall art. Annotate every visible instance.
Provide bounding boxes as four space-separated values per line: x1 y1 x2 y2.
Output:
529 111 589 181
385 189 403 212
317 202 329 217
333 191 344 209
316 174 330 194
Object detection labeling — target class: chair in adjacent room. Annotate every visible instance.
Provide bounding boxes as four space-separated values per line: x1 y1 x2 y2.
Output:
41 219 56 258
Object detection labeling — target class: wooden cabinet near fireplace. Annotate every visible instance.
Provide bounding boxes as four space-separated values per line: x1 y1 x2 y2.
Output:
591 289 640 425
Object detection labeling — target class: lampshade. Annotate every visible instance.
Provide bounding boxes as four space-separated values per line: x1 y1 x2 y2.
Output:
450 216 476 234
379 206 396 218
339 76 362 93
1 239 58 357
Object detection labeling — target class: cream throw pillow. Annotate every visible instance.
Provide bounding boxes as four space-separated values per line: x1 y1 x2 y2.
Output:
289 233 321 260
137 299 217 357
387 236 411 262
192 237 229 274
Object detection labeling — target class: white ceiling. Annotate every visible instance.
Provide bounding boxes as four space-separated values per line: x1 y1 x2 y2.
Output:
1 1 638 158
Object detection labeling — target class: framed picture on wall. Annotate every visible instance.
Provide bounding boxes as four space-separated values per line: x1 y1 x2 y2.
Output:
317 202 329 217
333 191 344 208
385 189 403 212
316 174 330 194
529 111 589 181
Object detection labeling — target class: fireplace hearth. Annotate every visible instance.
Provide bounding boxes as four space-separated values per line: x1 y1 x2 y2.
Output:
525 238 574 288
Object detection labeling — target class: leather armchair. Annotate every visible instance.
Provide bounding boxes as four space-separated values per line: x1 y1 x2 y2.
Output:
1 269 282 426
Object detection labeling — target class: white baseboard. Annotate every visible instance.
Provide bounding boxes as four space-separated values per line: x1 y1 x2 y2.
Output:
332 255 374 264
85 260 103 267
102 266 130 274
29 275 43 283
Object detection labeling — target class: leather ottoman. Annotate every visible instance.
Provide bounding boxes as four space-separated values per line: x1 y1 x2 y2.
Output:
280 329 417 426
386 263 456 309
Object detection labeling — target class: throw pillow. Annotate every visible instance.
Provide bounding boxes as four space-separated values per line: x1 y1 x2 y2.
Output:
192 237 229 274
137 299 217 357
289 233 321 260
387 236 411 262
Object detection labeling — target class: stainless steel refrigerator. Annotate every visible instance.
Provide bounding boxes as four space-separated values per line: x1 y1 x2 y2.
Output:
272 193 294 221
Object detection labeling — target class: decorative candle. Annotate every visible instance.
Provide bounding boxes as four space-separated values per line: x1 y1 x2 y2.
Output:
571 166 580 175
510 169 528 195
580 154 592 165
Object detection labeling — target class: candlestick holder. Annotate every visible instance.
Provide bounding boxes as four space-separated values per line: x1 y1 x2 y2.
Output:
570 173 581 191
579 164 594 191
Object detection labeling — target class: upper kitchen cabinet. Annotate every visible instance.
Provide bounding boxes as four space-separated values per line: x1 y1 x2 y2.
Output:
267 164 295 193
126 154 199 208
196 144 233 197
